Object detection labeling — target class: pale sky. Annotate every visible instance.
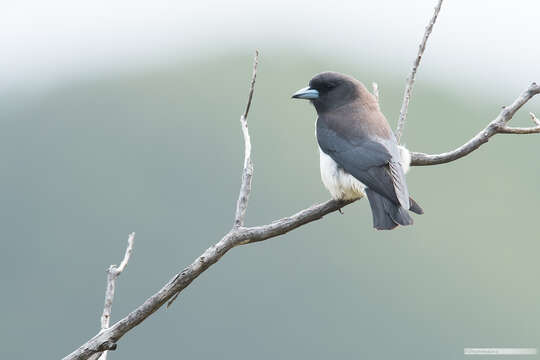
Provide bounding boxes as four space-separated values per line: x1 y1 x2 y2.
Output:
2 0 539 98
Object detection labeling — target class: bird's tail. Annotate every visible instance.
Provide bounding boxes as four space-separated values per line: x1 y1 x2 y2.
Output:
365 188 422 230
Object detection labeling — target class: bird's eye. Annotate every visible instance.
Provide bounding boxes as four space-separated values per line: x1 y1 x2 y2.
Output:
325 83 335 90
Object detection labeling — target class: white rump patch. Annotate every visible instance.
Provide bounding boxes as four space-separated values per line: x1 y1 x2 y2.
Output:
398 145 411 174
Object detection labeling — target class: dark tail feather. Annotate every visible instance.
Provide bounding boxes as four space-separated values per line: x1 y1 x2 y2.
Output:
409 197 424 214
365 189 414 230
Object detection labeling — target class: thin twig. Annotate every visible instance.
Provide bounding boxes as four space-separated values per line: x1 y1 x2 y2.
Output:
530 112 540 125
396 0 444 143
166 51 259 308
233 50 259 228
497 111 540 134
91 233 135 360
242 50 259 120
411 83 540 165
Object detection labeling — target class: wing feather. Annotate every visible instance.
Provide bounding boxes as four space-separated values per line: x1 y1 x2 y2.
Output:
317 117 409 207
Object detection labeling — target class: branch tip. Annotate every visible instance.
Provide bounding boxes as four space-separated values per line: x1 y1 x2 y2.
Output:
396 0 443 143
233 51 259 228
530 112 540 125
94 233 136 360
242 50 259 120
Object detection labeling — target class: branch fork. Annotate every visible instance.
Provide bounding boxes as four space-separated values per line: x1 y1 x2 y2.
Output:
87 232 135 360
411 82 540 166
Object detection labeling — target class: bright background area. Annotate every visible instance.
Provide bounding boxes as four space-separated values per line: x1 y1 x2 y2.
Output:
1 1 539 359
2 0 540 96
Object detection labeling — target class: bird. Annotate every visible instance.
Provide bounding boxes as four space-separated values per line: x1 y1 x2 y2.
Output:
292 71 423 230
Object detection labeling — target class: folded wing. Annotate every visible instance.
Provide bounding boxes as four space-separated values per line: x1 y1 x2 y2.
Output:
317 119 410 209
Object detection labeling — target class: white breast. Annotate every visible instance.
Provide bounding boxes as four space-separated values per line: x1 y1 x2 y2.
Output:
318 145 411 200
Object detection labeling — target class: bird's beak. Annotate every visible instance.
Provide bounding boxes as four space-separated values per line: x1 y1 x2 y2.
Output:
291 86 319 100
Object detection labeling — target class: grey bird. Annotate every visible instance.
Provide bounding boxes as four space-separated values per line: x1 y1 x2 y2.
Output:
292 71 423 230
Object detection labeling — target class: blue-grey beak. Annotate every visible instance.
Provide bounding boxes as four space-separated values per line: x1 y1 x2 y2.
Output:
292 86 319 100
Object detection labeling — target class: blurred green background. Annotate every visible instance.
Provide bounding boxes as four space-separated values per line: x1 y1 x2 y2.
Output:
2 1 540 358
1 50 538 359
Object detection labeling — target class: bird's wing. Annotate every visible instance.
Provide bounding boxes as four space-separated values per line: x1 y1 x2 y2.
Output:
317 119 410 208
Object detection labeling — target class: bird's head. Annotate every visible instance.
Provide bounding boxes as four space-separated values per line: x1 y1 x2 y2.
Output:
292 71 366 113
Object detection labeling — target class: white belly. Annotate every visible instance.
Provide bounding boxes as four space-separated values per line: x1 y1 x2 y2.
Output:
319 148 366 200
318 145 411 200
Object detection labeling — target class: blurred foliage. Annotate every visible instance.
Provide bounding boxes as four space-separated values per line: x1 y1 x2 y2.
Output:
0 51 538 359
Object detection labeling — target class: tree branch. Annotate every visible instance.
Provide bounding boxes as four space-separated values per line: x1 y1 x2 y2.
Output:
234 50 259 228
410 82 540 166
497 112 540 134
396 0 444 143
166 50 260 308
88 233 135 360
64 198 354 360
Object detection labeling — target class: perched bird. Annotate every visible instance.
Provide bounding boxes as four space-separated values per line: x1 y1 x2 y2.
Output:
292 71 423 230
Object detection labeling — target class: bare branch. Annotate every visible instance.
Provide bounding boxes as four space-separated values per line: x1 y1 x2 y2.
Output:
115 233 135 273
241 199 355 244
100 233 135 329
372 82 379 102
497 126 540 134
396 0 444 143
411 83 540 166
242 50 259 120
89 233 135 360
63 199 352 360
497 112 540 134
170 51 259 308
234 50 259 228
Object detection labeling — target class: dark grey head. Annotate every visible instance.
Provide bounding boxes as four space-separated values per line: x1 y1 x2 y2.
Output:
292 71 365 113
